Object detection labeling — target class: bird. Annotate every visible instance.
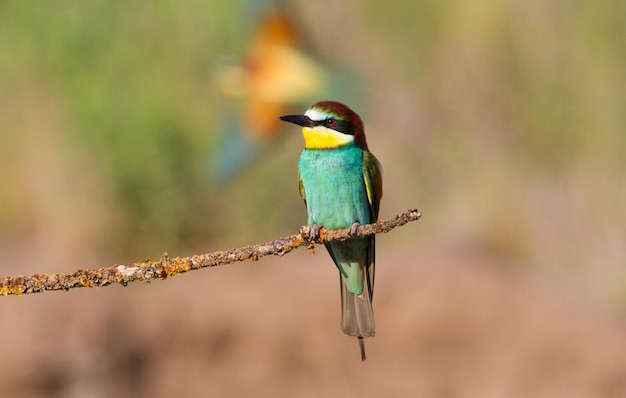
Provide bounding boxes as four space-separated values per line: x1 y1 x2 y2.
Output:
210 1 364 184
211 2 325 183
280 100 383 361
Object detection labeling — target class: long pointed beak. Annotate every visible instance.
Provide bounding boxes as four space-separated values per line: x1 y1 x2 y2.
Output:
279 114 315 127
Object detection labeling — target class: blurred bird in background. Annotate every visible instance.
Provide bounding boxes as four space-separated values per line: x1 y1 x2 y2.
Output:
211 0 362 184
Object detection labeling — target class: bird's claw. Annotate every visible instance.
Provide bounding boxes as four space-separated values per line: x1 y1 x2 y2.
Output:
310 223 321 241
349 222 360 237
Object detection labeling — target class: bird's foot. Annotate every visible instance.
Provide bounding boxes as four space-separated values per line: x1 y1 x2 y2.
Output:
310 223 321 241
349 222 360 237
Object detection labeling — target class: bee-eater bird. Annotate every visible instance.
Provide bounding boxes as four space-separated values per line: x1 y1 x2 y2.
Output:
280 101 383 361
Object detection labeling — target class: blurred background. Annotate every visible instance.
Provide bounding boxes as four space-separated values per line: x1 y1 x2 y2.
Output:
1 0 626 396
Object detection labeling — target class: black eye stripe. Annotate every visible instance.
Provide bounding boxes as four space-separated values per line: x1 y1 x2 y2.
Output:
314 119 355 135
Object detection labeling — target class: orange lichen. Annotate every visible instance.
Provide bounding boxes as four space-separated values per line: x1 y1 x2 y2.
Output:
0 209 421 296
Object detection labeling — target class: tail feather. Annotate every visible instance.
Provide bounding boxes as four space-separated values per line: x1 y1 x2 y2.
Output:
358 337 366 361
341 272 375 361
340 276 376 338
327 237 376 360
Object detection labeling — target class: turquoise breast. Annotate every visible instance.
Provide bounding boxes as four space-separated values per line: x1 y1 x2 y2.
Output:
298 145 371 230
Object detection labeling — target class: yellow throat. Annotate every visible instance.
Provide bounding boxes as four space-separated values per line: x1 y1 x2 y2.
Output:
302 126 354 149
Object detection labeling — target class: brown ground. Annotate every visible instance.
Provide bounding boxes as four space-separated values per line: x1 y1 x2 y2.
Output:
2 239 626 398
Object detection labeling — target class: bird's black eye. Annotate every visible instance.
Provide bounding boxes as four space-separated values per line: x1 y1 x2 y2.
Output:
325 118 337 127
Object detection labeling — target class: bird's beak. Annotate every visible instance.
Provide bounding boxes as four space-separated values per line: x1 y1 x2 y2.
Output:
279 114 315 127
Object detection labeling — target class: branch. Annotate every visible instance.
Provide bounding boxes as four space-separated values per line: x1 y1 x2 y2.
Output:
0 208 421 297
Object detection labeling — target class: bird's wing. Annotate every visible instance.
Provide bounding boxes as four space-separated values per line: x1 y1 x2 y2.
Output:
298 170 307 206
362 150 383 221
361 150 382 300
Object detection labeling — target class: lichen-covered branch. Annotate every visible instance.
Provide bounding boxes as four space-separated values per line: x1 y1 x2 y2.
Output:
0 208 421 297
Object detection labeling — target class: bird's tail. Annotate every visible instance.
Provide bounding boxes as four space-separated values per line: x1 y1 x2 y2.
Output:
340 274 375 360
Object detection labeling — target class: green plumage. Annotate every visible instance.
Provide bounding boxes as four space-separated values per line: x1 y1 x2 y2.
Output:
281 100 382 361
299 145 371 292
298 143 382 340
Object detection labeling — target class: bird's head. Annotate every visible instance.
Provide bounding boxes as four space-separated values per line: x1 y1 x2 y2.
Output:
280 100 368 150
